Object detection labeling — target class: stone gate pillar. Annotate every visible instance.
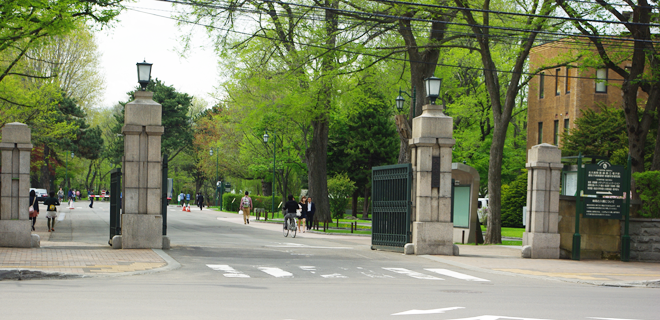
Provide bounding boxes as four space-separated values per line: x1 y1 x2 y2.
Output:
121 91 164 249
0 123 37 247
410 105 456 255
522 143 562 259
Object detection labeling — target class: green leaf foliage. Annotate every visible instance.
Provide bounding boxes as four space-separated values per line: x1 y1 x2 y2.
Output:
633 171 660 218
501 170 527 228
327 173 356 220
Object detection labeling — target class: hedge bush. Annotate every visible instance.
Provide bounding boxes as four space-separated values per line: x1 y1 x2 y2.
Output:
222 193 277 212
633 171 660 218
501 170 527 228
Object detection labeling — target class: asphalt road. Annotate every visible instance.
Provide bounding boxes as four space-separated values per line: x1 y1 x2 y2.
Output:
0 203 656 320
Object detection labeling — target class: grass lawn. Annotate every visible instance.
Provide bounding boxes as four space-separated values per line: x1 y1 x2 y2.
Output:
480 225 524 238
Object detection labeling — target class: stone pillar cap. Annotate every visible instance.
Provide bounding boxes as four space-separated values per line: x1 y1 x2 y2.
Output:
527 143 561 163
2 122 31 144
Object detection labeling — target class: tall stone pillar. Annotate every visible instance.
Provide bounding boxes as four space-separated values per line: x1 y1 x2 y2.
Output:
0 123 35 247
121 91 164 249
410 105 456 255
522 143 562 259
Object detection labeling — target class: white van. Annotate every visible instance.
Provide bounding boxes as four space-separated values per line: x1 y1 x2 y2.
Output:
477 197 489 221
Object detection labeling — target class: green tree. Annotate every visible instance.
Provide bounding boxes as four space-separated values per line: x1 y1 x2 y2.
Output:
327 173 356 222
501 170 527 228
109 78 194 163
328 74 398 219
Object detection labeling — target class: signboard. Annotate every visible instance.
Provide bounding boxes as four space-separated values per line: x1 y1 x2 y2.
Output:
583 197 623 219
584 161 624 196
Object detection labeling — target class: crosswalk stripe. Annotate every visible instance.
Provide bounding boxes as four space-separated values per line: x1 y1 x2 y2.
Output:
321 273 348 278
206 264 250 278
383 267 443 280
425 268 490 282
259 267 293 277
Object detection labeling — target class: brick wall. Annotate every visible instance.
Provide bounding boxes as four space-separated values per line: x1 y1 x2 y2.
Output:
626 219 660 262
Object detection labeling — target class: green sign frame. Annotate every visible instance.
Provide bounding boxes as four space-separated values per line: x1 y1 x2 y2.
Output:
572 154 632 262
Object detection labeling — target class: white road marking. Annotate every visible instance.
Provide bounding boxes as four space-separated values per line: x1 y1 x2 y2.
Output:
360 269 394 278
425 268 490 282
589 318 643 320
383 268 443 280
299 266 316 273
57 212 66 221
259 267 293 277
321 273 347 278
206 264 250 278
392 307 464 315
442 316 552 320
265 243 353 249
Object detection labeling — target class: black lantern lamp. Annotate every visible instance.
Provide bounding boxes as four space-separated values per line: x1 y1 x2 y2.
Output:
395 92 405 111
424 75 442 105
136 60 153 91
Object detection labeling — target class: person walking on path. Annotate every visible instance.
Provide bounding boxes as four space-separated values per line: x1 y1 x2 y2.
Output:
197 193 205 210
297 196 307 233
29 190 39 231
239 191 252 224
43 191 59 232
305 196 316 231
76 190 81 201
186 193 191 206
89 190 94 208
179 192 184 205
57 188 64 202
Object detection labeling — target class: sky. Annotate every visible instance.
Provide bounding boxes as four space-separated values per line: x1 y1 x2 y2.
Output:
96 0 221 108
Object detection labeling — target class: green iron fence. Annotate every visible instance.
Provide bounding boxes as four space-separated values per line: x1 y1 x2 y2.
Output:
371 163 412 251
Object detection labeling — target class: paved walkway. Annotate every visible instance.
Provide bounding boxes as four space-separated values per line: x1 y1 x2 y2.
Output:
0 202 174 278
1 204 659 287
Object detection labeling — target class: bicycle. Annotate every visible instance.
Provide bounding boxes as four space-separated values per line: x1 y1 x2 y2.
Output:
283 213 297 238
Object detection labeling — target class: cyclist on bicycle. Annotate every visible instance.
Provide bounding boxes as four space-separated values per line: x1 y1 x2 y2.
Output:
283 194 299 230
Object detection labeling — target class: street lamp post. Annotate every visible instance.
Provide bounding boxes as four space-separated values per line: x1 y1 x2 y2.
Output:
424 75 442 105
210 148 219 207
65 151 74 200
395 86 416 117
263 131 276 215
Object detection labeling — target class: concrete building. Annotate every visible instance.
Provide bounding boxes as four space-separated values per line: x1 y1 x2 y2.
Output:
526 40 640 151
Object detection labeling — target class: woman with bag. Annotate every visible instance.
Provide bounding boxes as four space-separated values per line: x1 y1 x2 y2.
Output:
297 196 307 233
29 190 39 231
239 191 252 224
43 191 59 232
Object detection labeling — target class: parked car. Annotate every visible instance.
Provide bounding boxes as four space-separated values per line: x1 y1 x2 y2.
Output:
29 188 48 202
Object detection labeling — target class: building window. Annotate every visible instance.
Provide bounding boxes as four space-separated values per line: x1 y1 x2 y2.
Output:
555 68 561 95
538 122 543 144
564 119 570 134
566 67 571 93
539 72 545 98
596 68 607 93
554 120 559 145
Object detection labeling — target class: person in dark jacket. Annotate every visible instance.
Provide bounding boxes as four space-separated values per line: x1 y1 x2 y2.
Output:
297 196 307 233
283 195 298 230
29 190 39 231
43 191 60 232
305 197 316 231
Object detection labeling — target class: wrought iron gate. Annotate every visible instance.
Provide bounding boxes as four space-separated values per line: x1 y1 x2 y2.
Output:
371 163 412 251
109 168 122 245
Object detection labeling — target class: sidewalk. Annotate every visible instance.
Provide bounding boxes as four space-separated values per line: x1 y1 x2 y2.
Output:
0 202 177 279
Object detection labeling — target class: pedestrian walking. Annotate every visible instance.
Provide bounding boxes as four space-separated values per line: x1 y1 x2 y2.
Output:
43 191 59 232
29 190 39 231
68 189 74 202
239 191 252 224
89 189 94 208
179 192 184 205
297 196 307 233
197 193 205 210
186 193 191 206
57 187 64 202
305 196 316 231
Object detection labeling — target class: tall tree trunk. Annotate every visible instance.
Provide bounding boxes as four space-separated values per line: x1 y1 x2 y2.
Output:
40 144 50 190
361 185 371 220
262 179 272 196
306 0 337 223
351 190 359 218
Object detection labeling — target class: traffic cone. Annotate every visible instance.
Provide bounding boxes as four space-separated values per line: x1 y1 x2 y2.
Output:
186 204 191 212
182 204 186 211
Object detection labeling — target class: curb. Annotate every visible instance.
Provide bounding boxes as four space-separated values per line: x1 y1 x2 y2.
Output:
81 249 181 278
420 255 660 288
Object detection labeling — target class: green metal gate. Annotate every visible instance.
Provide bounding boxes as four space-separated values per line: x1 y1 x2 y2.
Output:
109 168 122 245
371 163 412 252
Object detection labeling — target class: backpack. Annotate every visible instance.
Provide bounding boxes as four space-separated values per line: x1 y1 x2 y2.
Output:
242 197 250 207
48 204 56 211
